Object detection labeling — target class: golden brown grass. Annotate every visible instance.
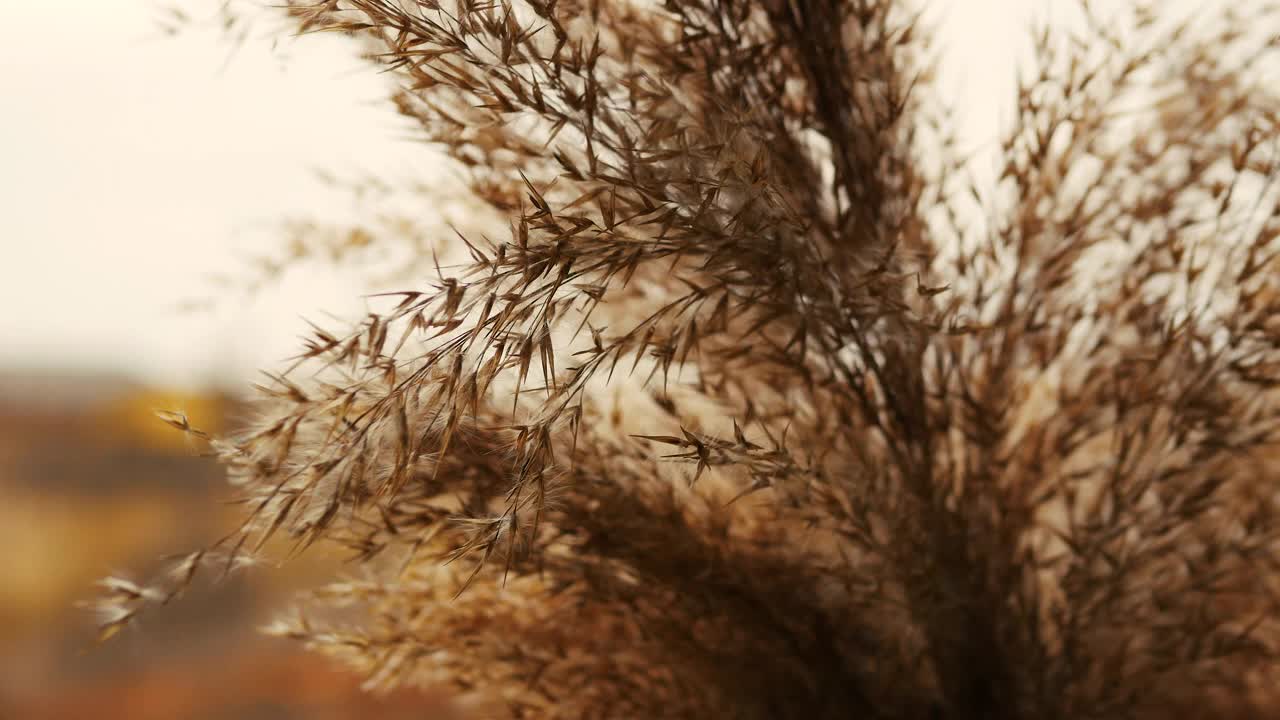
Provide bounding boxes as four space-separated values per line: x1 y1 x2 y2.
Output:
94 1 1280 717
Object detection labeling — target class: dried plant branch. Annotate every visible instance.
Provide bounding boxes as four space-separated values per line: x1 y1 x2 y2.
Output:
98 1 1280 717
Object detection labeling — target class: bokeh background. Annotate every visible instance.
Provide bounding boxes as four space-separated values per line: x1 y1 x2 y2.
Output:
0 1 1188 717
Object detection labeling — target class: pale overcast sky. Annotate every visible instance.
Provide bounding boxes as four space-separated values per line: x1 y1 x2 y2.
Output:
0 1 1181 388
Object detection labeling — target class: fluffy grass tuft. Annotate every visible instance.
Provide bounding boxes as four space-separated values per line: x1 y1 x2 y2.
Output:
98 1 1280 717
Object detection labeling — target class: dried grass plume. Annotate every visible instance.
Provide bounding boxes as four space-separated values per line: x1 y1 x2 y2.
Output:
95 1 1280 717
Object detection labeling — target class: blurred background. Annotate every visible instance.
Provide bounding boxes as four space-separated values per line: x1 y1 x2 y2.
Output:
0 0 1133 717
0 2 457 717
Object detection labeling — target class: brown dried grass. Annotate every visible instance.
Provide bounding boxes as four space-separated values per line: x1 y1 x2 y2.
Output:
94 1 1280 717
